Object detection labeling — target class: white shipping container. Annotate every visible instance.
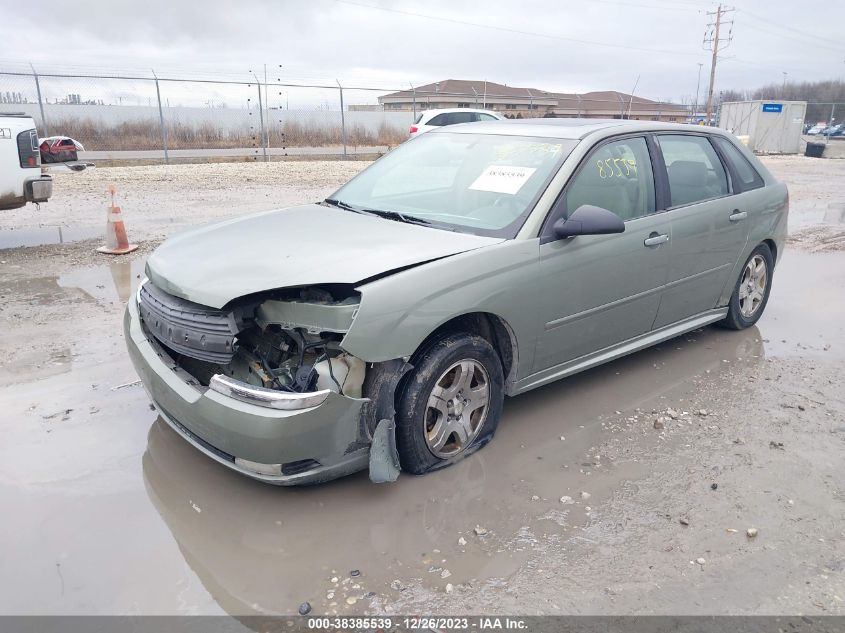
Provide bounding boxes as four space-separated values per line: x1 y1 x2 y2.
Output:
718 100 806 154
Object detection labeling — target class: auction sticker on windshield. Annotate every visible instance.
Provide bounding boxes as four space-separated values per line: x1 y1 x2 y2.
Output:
469 165 537 195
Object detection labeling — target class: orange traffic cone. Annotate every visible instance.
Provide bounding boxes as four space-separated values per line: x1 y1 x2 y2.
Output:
96 186 138 255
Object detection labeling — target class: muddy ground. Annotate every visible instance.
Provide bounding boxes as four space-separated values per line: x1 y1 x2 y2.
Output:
0 156 843 618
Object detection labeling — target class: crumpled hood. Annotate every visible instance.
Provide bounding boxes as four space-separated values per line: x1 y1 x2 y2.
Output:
145 203 504 308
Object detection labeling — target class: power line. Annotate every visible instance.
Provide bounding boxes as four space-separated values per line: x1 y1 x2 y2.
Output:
735 16 845 54
734 6 844 49
331 0 705 57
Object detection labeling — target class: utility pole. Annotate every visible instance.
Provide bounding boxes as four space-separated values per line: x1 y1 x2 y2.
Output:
252 73 268 163
263 63 269 153
336 79 347 160
703 4 734 125
694 62 703 122
626 75 640 119
30 63 47 135
152 69 169 165
410 82 416 118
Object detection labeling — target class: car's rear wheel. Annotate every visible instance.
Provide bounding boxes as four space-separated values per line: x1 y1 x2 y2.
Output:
720 244 774 330
396 332 504 475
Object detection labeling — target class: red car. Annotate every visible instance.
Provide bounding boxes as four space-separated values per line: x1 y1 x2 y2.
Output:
39 136 84 163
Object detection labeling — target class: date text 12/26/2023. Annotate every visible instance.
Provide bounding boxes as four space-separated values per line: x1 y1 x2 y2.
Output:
306 616 528 630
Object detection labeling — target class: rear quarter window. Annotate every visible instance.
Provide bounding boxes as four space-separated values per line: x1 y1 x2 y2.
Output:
713 137 765 192
448 112 476 124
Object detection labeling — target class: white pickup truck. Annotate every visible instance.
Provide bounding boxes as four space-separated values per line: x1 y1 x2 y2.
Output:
0 113 52 210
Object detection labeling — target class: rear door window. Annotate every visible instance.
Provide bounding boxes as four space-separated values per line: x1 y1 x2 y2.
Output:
657 135 729 207
427 113 449 126
713 137 764 191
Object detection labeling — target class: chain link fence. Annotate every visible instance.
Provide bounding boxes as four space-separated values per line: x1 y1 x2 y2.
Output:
0 69 415 161
5 67 780 162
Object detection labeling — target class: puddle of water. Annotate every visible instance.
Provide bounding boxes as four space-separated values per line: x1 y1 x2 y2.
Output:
0 250 842 616
59 259 146 304
0 259 142 307
0 260 145 387
136 324 764 616
0 225 101 249
761 251 845 356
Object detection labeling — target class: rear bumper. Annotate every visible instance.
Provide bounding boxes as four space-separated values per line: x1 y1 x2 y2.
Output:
25 175 52 203
124 299 369 485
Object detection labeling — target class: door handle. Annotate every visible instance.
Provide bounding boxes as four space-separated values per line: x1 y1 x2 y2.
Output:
644 233 669 247
729 210 748 222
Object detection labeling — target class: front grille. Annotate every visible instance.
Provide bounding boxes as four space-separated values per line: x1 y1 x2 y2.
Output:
139 282 240 364
281 459 321 476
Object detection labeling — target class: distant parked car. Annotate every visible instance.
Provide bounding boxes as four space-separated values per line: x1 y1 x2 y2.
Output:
409 108 503 137
39 136 84 163
806 124 827 135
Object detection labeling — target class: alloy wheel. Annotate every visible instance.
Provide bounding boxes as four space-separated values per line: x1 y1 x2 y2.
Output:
739 254 768 318
423 359 490 458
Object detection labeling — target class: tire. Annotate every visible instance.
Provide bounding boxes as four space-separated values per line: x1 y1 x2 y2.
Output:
720 243 774 330
396 332 504 475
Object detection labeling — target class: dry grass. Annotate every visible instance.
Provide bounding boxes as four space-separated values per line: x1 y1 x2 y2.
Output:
48 116 407 150
270 119 407 147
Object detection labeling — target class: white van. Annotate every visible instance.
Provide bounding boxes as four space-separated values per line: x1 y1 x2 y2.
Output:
0 113 52 210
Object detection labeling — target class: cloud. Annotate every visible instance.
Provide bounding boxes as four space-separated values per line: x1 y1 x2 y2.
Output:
0 0 841 103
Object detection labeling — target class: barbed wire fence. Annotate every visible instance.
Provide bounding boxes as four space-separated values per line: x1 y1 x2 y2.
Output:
0 69 416 161
5 67 838 162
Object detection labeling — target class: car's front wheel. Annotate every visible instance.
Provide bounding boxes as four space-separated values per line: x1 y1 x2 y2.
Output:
396 332 504 475
721 243 774 330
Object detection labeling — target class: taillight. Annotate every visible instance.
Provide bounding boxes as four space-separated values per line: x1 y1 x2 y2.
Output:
409 126 418 134
17 129 40 168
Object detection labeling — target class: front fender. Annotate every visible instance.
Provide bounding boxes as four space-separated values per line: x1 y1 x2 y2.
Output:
341 239 540 382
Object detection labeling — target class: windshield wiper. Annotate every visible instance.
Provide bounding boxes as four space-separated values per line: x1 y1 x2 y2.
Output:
323 198 432 226
323 198 362 213
361 208 432 226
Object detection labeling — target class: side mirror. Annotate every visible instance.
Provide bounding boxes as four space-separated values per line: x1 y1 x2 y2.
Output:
553 205 625 238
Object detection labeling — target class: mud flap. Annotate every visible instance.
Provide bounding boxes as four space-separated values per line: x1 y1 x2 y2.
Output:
369 418 401 483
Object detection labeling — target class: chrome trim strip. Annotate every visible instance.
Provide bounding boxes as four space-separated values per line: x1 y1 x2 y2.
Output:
209 374 330 410
136 277 147 306
520 308 728 394
545 263 733 331
662 262 732 291
546 285 662 330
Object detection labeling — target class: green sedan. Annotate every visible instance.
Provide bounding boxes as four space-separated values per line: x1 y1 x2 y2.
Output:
124 119 787 485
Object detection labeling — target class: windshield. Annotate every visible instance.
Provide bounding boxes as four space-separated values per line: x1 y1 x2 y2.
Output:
328 132 577 238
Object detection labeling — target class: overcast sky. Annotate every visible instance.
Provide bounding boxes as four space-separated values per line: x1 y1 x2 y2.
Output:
1 0 843 107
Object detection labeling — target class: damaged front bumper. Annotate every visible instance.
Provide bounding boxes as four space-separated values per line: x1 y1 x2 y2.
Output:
124 299 370 485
